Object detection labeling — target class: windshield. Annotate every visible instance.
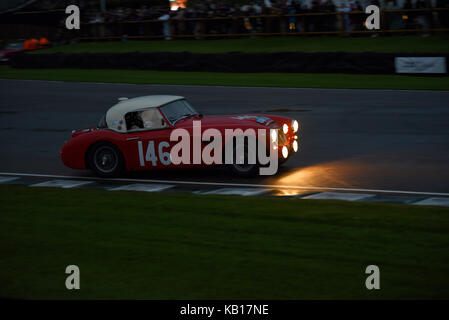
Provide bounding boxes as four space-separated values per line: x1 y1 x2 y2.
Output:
160 99 198 125
98 114 107 129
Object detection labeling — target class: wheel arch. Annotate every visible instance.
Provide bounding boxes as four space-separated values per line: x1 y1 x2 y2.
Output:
84 140 126 170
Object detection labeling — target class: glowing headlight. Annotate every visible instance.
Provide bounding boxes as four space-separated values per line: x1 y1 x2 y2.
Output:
282 123 288 134
282 146 289 158
270 129 277 142
292 120 299 133
292 140 298 152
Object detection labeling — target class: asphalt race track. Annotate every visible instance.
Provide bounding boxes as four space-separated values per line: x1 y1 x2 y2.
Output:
1 79 448 194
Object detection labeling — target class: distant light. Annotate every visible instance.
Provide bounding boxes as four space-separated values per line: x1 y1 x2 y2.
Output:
402 15 408 20
282 146 288 158
282 123 288 134
170 0 187 10
292 140 298 152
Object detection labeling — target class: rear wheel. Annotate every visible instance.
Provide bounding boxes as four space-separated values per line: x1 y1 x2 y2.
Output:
87 142 125 178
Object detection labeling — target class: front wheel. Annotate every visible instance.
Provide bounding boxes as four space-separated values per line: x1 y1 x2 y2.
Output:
229 145 260 177
87 142 125 178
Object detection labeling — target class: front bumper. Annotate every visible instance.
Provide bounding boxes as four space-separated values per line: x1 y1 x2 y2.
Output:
277 129 298 160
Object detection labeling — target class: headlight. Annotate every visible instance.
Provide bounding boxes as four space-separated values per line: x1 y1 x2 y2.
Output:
270 129 277 142
292 140 298 152
292 120 299 133
282 123 288 134
282 146 288 158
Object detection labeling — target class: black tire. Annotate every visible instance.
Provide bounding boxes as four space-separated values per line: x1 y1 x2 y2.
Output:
229 143 260 177
86 142 125 178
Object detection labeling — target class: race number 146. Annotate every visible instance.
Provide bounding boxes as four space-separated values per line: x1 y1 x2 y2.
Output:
138 140 171 166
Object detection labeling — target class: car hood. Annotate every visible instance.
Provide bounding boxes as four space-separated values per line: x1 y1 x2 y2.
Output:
175 114 278 129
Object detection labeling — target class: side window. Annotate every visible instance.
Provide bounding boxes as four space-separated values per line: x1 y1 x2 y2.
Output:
125 111 144 130
140 109 168 130
126 109 168 131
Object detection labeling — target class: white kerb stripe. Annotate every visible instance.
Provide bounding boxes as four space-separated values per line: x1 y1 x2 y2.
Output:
30 180 92 189
110 184 174 192
302 192 375 201
0 176 19 183
201 188 271 196
412 197 449 207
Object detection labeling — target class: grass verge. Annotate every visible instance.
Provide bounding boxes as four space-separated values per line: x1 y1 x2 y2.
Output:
0 185 448 299
34 36 449 54
1 66 448 90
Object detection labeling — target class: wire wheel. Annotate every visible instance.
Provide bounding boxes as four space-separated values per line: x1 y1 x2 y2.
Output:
88 142 124 178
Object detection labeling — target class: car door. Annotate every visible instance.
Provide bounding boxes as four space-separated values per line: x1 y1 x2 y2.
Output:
122 108 173 170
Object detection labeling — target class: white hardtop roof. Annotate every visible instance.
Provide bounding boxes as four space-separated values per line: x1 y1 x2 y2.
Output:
106 95 184 132
110 95 184 113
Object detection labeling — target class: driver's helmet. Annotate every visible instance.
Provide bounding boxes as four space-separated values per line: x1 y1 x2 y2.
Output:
125 112 143 129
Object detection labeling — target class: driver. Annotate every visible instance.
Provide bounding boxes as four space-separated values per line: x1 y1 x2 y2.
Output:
125 112 143 130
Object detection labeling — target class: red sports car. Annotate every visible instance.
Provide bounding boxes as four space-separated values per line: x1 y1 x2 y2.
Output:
60 95 299 177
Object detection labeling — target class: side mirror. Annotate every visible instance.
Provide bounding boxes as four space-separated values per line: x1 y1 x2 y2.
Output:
161 119 166 126
198 114 203 119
